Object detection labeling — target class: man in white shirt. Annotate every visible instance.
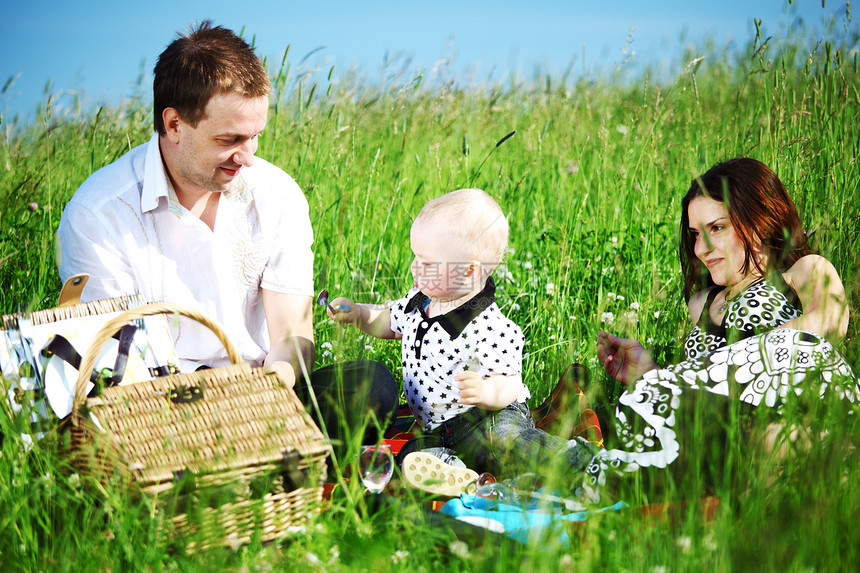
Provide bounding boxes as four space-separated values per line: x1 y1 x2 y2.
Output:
56 21 395 450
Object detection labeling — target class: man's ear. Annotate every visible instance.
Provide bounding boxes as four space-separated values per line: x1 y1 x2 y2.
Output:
162 108 182 143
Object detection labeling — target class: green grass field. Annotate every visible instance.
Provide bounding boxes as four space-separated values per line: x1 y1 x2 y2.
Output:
1 15 859 572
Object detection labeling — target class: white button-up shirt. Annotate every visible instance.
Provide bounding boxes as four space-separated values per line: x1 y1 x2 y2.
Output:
56 133 314 371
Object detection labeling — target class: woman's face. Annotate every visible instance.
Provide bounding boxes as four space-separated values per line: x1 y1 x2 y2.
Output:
687 196 760 287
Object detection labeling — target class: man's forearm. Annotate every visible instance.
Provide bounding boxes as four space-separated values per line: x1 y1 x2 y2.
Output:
265 336 316 378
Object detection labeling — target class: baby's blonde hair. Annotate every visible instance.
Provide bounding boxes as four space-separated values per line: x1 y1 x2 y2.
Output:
415 188 509 274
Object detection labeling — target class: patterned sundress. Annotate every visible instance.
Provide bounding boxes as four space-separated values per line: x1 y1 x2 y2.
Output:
586 275 858 486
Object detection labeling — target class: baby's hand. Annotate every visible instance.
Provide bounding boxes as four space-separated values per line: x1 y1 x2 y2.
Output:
327 297 357 324
454 370 486 406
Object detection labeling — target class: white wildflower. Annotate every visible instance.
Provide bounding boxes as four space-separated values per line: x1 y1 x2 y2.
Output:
652 567 668 573
607 292 617 301
676 535 692 554
611 236 618 244
616 294 625 302
549 334 556 340
449 540 470 559
329 545 340 564
364 344 374 352
560 554 573 568
630 301 640 311
321 342 333 351
523 261 533 270
601 312 615 325
68 473 81 489
511 302 521 312
616 124 628 135
305 552 322 566
653 311 661 318
391 550 410 565
546 282 556 296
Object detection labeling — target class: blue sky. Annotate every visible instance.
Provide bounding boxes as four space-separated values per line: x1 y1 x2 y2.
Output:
2 1 846 123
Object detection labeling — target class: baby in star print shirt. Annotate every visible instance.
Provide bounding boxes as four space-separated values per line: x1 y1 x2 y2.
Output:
330 189 597 491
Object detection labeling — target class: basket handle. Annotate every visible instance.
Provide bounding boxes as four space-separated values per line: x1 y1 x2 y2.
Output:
73 302 244 406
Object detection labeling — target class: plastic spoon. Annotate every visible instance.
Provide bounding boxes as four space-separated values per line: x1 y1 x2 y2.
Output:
317 289 351 314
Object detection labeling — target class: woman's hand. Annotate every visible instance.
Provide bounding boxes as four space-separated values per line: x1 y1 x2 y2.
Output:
597 331 659 384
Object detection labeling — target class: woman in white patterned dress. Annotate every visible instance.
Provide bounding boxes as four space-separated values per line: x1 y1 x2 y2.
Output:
591 157 857 490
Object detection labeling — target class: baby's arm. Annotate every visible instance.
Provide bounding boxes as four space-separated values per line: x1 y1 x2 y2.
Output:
328 297 401 339
455 371 523 410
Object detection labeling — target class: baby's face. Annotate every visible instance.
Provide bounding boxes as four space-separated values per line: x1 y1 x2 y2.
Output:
409 219 480 301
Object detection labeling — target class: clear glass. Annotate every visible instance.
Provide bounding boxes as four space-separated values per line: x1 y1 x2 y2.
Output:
358 444 394 494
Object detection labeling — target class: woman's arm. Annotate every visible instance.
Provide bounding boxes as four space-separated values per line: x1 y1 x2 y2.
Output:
781 254 849 339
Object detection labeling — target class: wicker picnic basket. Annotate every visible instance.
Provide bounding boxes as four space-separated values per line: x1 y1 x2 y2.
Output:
61 302 331 550
1 279 155 442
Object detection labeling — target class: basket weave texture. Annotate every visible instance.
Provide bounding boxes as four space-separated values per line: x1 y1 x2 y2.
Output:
62 302 331 547
2 293 145 329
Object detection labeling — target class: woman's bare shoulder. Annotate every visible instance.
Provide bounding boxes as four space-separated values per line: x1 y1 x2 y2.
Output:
783 254 839 289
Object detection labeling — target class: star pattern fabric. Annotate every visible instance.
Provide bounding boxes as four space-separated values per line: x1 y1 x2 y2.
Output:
389 277 527 430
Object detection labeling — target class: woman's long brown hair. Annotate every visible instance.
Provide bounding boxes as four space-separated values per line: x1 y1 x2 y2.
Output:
679 158 811 302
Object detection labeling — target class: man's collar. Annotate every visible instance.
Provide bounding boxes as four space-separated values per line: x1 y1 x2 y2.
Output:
140 132 170 213
405 276 496 339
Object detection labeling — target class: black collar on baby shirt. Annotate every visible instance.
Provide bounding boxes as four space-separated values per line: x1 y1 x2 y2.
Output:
405 276 496 357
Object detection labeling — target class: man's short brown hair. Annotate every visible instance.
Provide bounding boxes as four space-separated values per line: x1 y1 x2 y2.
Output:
153 20 272 135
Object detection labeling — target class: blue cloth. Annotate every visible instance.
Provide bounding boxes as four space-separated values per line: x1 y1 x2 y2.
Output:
440 494 627 545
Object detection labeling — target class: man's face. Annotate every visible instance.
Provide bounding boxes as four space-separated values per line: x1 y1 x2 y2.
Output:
169 92 269 195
